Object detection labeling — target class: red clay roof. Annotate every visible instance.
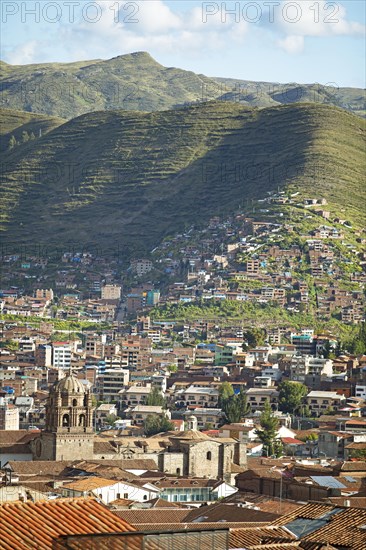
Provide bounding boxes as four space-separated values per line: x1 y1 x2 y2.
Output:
0 497 134 550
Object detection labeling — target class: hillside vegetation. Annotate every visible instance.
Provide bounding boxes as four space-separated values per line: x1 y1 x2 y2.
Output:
1 52 365 119
0 102 365 257
0 108 65 152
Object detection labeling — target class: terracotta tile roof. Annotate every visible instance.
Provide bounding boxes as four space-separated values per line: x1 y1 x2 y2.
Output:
146 497 184 508
113 508 191 525
345 442 366 449
130 521 269 532
184 503 279 523
326 496 366 508
72 458 158 470
0 497 134 550
247 545 300 549
301 507 366 549
229 526 296 548
0 430 39 447
5 460 70 476
62 476 124 492
341 461 366 471
272 502 366 550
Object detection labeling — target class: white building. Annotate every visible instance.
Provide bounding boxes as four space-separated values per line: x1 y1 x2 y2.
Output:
124 405 171 426
52 342 71 369
62 477 159 504
290 355 333 383
119 384 152 408
355 385 366 400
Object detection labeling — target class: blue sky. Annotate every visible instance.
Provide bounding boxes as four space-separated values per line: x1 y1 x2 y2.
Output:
1 1 365 87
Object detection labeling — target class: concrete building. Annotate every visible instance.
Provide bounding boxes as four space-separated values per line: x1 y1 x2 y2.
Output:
119 384 152 408
0 401 19 430
99 369 130 402
306 391 346 416
52 342 71 370
101 284 121 301
35 344 52 367
124 405 171 426
245 388 279 412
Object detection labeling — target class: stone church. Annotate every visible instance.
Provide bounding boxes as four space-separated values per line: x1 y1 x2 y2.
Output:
31 372 95 461
31 374 247 480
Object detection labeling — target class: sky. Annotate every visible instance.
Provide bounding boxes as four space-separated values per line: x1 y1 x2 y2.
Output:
1 0 365 87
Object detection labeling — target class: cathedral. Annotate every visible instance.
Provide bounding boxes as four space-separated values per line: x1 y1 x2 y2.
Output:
31 372 95 461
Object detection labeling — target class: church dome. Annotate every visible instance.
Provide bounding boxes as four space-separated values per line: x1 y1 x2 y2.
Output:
54 374 85 394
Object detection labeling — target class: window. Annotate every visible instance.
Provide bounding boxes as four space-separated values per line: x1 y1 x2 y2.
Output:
176 468 181 476
116 493 121 500
72 398 77 407
123 493 128 499
143 495 148 500
62 414 70 427
207 451 212 461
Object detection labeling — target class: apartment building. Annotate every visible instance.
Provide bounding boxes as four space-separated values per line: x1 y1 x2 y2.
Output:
52 342 71 369
306 391 346 416
99 369 130 402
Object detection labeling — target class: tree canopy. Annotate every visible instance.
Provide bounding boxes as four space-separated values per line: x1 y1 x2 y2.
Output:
146 387 166 408
255 401 282 457
278 381 308 414
220 384 250 424
144 414 174 436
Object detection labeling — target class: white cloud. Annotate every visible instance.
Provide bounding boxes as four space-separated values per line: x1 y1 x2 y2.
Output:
6 40 39 65
3 0 364 65
277 35 304 54
275 0 365 38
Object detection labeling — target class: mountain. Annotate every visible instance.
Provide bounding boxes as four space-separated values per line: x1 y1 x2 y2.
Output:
1 52 365 119
0 108 65 153
1 102 364 257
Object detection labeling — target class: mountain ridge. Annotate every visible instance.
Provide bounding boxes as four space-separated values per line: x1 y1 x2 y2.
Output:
1 101 364 257
1 52 365 119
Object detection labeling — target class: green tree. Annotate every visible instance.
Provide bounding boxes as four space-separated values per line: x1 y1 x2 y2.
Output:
8 135 17 150
221 388 250 424
21 131 30 143
242 328 266 350
144 415 174 436
278 381 308 414
167 364 178 373
105 413 119 426
146 387 166 407
255 401 281 457
218 382 234 407
222 395 242 423
29 131 36 140
0 339 19 351
238 388 251 417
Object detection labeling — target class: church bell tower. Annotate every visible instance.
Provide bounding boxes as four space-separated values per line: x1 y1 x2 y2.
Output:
32 372 95 461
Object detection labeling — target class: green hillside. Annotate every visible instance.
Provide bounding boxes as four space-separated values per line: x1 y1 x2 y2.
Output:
0 108 65 153
0 52 218 119
1 52 365 118
0 102 365 257
214 77 366 117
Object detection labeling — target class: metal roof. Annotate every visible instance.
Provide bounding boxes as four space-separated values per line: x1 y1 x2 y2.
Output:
310 476 346 489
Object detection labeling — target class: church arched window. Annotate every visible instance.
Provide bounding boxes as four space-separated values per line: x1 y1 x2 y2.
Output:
72 398 77 407
206 451 212 461
62 414 70 427
79 414 86 427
